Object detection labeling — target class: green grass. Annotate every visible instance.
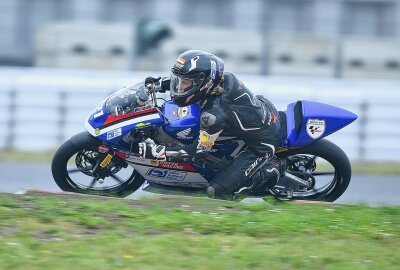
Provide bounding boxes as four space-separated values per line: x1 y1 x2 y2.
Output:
0 150 55 163
0 192 399 269
351 162 400 175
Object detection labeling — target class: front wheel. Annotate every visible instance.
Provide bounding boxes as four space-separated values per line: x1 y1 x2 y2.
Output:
275 139 352 202
51 132 145 197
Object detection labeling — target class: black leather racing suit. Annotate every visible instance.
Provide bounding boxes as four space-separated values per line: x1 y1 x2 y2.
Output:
165 72 282 198
198 73 281 197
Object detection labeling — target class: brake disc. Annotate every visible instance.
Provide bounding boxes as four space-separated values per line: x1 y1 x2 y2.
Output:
75 150 98 176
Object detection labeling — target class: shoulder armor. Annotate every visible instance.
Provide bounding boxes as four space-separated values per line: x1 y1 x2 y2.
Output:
222 72 239 96
222 73 260 107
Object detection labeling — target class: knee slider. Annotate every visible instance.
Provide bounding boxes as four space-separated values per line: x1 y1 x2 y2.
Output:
207 183 228 199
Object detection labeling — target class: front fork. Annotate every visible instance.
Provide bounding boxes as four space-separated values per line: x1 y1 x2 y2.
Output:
91 145 128 180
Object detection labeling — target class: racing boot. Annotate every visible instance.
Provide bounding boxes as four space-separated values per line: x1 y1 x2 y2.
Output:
234 157 286 197
251 157 286 194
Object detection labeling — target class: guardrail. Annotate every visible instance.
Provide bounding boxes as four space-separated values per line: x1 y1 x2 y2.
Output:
0 67 399 161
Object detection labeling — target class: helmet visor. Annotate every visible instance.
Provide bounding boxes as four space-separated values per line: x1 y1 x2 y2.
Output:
170 73 205 98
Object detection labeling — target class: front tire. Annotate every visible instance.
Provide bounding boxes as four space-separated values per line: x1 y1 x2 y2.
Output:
51 132 145 197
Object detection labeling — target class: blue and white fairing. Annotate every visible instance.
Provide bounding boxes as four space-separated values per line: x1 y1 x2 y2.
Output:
83 82 163 145
83 81 201 148
282 100 358 148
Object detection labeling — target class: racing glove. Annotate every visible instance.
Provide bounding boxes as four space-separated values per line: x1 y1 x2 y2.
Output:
145 76 170 93
138 142 166 160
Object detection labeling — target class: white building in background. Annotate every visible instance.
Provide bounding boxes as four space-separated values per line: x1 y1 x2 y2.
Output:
1 0 400 78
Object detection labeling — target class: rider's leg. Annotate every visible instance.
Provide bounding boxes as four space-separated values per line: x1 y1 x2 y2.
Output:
207 146 282 199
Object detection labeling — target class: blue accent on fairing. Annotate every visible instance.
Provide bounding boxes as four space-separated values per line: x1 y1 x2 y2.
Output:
103 118 166 145
88 104 108 129
162 101 201 144
283 100 358 148
87 103 165 147
191 164 216 181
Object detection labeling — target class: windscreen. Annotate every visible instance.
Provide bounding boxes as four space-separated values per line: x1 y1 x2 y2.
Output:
105 81 154 116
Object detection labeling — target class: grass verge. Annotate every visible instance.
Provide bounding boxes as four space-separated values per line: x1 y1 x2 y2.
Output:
0 150 55 163
0 192 399 269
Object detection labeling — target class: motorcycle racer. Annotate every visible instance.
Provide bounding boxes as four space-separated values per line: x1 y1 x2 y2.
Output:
138 50 284 199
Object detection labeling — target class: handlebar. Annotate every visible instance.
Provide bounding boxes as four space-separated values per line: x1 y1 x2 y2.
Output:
145 77 170 93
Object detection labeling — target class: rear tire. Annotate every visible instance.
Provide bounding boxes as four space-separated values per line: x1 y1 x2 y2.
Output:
51 132 145 197
277 139 352 202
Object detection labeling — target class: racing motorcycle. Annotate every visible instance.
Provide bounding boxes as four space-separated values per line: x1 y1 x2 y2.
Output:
51 80 357 201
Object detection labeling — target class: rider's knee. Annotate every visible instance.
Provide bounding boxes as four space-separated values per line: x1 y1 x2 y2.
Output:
207 183 228 199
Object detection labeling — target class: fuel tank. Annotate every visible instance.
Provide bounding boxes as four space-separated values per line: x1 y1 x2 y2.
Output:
161 101 201 144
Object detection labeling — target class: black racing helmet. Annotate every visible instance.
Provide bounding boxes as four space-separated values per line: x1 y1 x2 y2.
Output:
170 50 224 107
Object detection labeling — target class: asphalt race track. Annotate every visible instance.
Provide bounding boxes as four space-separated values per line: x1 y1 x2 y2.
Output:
1 161 399 205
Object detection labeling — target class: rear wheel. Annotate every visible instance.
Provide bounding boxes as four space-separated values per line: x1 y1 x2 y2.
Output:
51 132 145 197
275 139 352 202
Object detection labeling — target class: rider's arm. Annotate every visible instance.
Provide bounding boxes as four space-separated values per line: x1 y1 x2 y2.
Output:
192 103 228 164
159 77 171 92
136 111 226 162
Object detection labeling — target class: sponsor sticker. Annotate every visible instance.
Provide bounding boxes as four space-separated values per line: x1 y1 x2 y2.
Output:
267 110 273 126
125 155 148 164
158 161 185 170
107 128 122 140
178 107 189 118
100 154 113 168
174 63 184 69
95 128 100 135
198 130 213 150
98 145 109 153
158 161 196 172
135 122 151 129
197 143 212 151
172 106 189 118
306 119 326 139
200 132 209 143
176 128 192 139
93 110 104 118
197 130 223 151
150 160 158 166
146 168 187 181
210 60 216 79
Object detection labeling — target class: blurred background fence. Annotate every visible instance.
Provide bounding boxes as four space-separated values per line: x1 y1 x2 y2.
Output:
1 0 400 78
0 0 399 162
1 67 400 162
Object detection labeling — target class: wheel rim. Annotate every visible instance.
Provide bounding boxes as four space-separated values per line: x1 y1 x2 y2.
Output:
276 154 339 199
63 147 138 195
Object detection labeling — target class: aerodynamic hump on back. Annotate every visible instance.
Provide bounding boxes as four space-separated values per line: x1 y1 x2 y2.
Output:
282 100 357 148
